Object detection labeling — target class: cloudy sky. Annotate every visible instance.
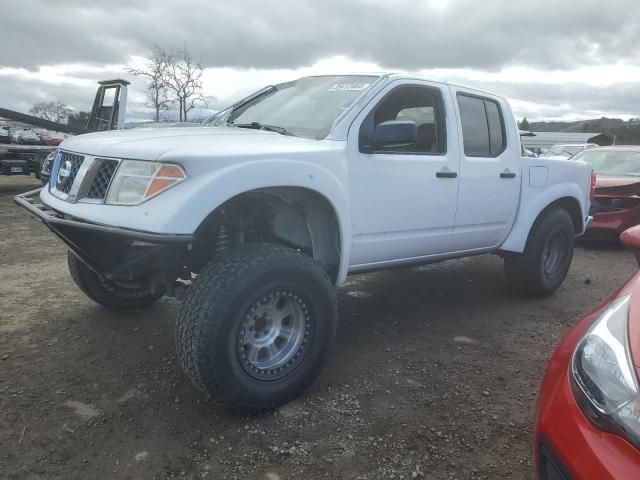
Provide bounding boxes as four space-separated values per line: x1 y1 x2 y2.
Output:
1 0 639 123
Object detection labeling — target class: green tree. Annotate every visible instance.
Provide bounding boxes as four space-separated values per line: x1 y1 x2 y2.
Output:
518 117 530 130
67 111 90 130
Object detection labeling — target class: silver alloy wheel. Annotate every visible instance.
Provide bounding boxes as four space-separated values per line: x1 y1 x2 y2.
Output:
543 230 566 278
238 290 311 380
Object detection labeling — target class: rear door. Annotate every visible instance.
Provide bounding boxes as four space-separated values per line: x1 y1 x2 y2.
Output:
448 87 521 250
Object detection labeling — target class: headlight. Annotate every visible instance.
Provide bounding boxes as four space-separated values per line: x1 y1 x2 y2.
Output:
571 294 640 448
42 151 56 175
105 160 186 205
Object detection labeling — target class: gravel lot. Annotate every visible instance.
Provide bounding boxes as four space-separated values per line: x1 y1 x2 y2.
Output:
1 175 636 480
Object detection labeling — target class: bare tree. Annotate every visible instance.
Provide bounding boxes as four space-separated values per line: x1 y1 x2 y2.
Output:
165 46 214 122
29 101 72 123
127 45 172 122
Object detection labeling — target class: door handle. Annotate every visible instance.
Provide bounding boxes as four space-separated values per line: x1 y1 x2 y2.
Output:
500 172 516 179
436 171 457 178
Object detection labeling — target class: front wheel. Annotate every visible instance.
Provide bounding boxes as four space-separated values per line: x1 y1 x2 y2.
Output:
67 252 163 310
175 243 337 412
504 207 575 297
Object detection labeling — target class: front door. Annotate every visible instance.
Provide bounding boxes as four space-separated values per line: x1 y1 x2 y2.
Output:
347 80 461 268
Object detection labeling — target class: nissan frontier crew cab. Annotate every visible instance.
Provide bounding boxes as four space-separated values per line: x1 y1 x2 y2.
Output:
16 74 594 411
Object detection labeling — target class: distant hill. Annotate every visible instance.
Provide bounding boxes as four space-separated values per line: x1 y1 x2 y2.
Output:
524 117 640 145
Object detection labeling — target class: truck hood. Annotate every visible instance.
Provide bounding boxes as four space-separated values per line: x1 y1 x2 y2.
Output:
58 126 335 161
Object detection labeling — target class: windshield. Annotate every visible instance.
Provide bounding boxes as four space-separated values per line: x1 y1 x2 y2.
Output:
573 150 640 177
228 75 376 139
548 145 583 157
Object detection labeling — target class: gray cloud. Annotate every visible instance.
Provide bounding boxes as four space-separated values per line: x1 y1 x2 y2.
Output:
444 77 640 118
1 0 639 122
0 66 636 123
0 65 128 114
0 71 213 122
1 0 640 71
0 76 99 115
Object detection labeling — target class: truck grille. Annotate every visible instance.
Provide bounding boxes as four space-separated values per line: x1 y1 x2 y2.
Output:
51 151 121 203
55 152 85 194
86 159 119 200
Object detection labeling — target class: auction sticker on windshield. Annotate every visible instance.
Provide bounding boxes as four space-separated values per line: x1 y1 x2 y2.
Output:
328 82 371 91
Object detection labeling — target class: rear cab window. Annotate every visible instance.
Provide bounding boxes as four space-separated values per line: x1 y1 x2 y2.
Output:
457 93 506 157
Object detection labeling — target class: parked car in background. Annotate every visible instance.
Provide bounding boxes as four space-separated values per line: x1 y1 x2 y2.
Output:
522 145 536 157
535 225 640 479
573 146 640 238
545 143 598 158
47 133 67 145
11 129 41 145
16 73 594 412
0 126 10 144
9 129 21 143
33 128 51 144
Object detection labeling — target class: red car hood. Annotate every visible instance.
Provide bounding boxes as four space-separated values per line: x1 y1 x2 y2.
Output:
596 176 640 188
595 176 640 196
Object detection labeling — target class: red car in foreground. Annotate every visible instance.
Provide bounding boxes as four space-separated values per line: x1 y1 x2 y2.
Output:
535 225 640 479
572 147 640 239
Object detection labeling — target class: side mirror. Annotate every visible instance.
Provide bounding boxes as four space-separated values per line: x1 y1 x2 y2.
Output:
621 226 640 265
369 120 417 151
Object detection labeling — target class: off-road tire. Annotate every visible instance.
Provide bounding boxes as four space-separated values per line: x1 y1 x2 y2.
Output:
67 251 162 310
504 207 575 297
176 243 337 412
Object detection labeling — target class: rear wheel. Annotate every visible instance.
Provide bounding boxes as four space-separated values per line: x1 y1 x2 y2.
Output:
67 251 162 310
176 243 337 412
504 207 575 296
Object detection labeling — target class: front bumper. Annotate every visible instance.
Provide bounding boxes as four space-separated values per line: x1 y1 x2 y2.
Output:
588 205 640 236
15 188 193 289
535 308 640 479
0 159 31 176
537 439 574 480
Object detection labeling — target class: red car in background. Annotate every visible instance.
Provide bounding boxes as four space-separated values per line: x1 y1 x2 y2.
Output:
47 133 66 146
535 225 640 479
573 147 640 239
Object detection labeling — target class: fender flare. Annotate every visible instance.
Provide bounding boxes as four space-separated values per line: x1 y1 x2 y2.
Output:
159 159 352 285
500 182 587 253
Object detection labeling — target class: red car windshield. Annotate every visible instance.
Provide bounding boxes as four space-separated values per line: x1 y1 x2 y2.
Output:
574 150 640 177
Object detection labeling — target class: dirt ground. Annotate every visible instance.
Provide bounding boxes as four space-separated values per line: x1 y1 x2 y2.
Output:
1 175 637 480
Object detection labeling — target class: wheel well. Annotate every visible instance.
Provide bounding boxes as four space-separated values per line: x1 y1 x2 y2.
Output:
191 187 341 283
545 196 583 233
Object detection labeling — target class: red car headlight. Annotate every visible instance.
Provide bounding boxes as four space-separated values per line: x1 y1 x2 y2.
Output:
571 294 640 449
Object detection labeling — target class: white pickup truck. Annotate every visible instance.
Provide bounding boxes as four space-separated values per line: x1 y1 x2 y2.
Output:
16 73 594 411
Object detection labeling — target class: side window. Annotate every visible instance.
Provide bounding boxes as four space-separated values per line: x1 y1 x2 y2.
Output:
485 100 505 155
457 94 506 157
360 85 446 155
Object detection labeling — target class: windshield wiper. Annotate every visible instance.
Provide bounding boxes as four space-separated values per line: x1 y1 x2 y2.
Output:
232 122 291 136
